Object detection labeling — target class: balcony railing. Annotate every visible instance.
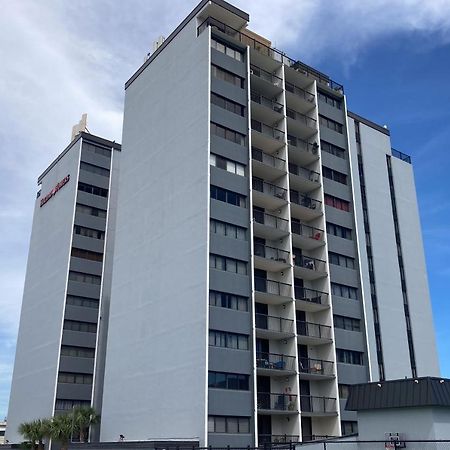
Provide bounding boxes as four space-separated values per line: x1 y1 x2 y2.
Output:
293 254 327 273
256 351 296 371
285 82 315 103
294 286 328 306
254 243 290 264
289 163 320 183
251 91 284 113
300 395 337 414
286 107 317 127
291 222 324 241
299 357 334 376
253 178 287 200
253 210 289 232
252 147 285 170
255 314 295 334
197 16 344 93
251 119 285 141
296 321 332 340
257 392 298 412
392 148 412 164
288 135 319 155
290 190 321 211
258 435 299 444
254 277 292 297
250 64 283 87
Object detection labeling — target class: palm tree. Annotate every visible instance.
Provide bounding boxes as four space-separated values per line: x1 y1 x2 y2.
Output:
18 419 51 450
72 406 100 443
18 422 37 450
49 414 74 450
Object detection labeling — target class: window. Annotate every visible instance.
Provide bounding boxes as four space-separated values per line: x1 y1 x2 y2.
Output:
75 203 107 218
210 154 245 176
211 65 244 88
68 271 101 285
341 421 358 436
211 38 244 62
331 282 358 300
60 346 95 358
208 371 249 390
337 349 363 365
326 222 352 240
208 416 250 434
74 225 105 240
211 92 245 116
210 219 246 241
321 140 345 159
209 291 248 311
83 143 111 158
322 166 347 185
78 182 108 198
338 384 350 399
58 372 93 385
63 320 97 333
318 91 342 109
209 254 247 275
210 185 246 208
71 248 103 262
319 115 343 133
66 296 99 309
55 399 91 411
334 315 361 332
209 330 249 350
211 122 246 145
80 162 110 177
324 194 350 212
328 252 355 269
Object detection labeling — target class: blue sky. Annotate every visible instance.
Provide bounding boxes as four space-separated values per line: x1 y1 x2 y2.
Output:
0 0 449 420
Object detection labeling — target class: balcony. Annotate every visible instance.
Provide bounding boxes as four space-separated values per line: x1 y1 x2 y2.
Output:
291 222 325 250
258 435 299 445
254 243 290 272
286 107 317 139
256 352 297 375
257 392 298 414
252 178 288 209
293 254 327 280
252 147 286 180
251 90 284 124
288 136 319 166
288 163 321 193
250 64 284 96
254 277 292 305
296 321 332 345
285 81 315 114
251 119 285 153
300 395 337 416
255 314 295 339
290 190 322 220
299 357 334 380
294 287 329 312
253 210 289 240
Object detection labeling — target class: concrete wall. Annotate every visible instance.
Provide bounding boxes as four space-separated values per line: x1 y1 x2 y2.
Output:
6 141 81 442
100 18 210 444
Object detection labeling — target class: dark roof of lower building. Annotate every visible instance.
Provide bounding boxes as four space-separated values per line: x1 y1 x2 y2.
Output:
347 110 390 136
346 377 450 411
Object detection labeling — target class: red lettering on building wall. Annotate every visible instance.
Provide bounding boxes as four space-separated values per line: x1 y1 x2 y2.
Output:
40 174 70 207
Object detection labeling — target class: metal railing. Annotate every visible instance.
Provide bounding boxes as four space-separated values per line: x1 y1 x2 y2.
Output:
197 16 344 93
256 351 296 371
257 392 298 411
294 286 328 306
253 178 287 200
255 313 294 334
290 190 322 211
251 119 285 141
296 320 332 340
254 243 290 263
293 254 327 273
299 357 334 376
291 222 324 241
300 395 337 413
252 147 285 170
285 82 315 103
254 277 292 297
251 91 284 113
258 435 300 445
289 163 320 183
392 147 412 164
286 107 317 127
250 64 283 87
253 210 289 232
288 135 319 156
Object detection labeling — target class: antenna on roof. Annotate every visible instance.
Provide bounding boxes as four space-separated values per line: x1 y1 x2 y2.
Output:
71 113 88 140
144 36 165 62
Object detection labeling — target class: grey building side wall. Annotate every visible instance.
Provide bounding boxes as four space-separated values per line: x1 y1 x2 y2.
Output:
100 19 210 444
6 141 81 443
